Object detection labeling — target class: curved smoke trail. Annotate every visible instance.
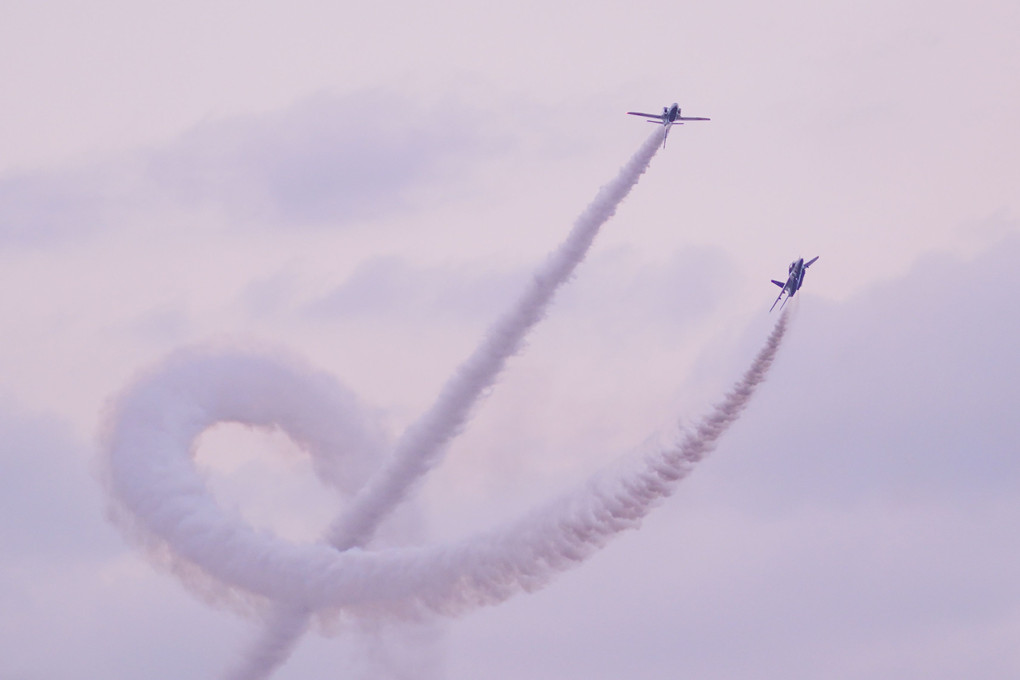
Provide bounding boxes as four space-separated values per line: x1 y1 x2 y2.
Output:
101 129 794 678
105 130 664 678
402 309 789 612
102 310 788 618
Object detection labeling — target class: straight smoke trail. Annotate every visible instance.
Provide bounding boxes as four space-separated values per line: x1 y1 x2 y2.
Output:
102 310 789 623
328 128 663 551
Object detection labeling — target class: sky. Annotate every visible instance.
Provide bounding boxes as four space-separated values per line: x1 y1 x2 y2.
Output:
1 0 1019 678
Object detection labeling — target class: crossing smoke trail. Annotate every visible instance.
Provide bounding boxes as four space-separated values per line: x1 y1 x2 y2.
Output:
227 129 664 679
327 128 663 550
104 130 664 679
101 310 789 627
401 309 789 611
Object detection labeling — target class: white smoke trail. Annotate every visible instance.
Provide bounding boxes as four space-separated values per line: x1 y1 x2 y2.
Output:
227 129 663 678
436 309 790 604
225 129 662 679
102 310 788 619
106 130 664 679
328 129 663 551
350 310 790 613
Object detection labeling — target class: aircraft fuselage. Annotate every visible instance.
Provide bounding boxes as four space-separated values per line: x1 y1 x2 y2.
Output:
770 256 818 311
786 258 807 296
626 103 710 149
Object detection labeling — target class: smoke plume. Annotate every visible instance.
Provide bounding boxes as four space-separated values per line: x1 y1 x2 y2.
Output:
223 128 663 678
101 130 788 678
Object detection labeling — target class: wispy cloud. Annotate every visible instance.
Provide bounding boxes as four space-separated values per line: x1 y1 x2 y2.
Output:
0 398 116 563
0 168 114 245
145 90 501 228
0 90 503 247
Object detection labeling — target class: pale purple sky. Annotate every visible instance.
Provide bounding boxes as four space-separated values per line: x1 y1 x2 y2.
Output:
1 0 1019 678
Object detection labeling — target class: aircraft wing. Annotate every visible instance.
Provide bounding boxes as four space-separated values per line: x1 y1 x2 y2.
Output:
678 116 711 121
627 112 664 119
769 278 790 312
804 256 819 268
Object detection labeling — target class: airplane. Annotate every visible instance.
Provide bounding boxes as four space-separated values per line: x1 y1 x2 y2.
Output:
627 103 710 147
770 256 819 312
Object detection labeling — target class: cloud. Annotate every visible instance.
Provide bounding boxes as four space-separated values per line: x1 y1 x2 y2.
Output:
309 245 737 334
0 89 504 247
0 398 116 562
442 235 1020 680
310 255 523 325
0 167 114 245
144 90 501 229
710 233 1020 512
0 399 130 678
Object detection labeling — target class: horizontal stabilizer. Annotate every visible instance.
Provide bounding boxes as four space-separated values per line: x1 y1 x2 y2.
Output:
772 280 785 287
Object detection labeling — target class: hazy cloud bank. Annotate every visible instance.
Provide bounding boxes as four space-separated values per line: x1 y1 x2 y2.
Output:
0 90 502 246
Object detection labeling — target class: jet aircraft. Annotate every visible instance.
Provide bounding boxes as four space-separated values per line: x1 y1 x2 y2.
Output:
627 103 710 147
770 256 819 312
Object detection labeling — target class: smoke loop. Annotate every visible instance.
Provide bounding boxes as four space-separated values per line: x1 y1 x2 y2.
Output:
102 310 788 630
99 130 790 678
